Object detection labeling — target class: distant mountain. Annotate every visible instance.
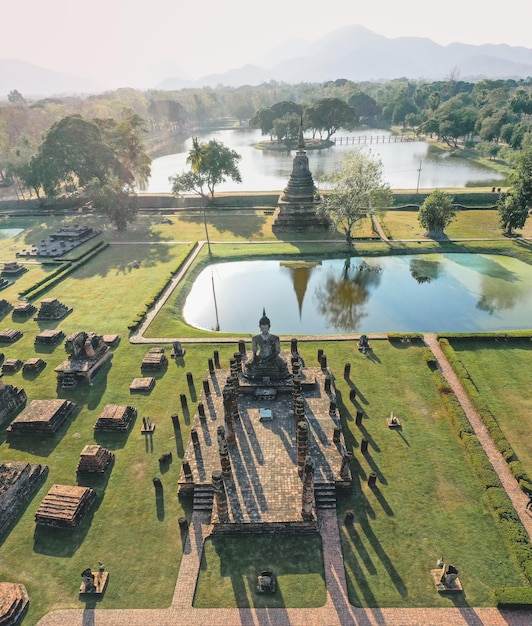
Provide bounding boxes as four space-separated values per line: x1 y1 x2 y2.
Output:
158 25 532 89
0 59 102 98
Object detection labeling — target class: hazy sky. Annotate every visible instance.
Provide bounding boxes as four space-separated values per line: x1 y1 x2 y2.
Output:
2 0 531 88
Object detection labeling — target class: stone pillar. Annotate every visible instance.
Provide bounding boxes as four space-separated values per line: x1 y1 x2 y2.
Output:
238 339 246 356
356 410 363 425
212 470 229 523
182 460 193 482
197 403 206 421
329 400 337 419
180 394 188 411
213 350 220 368
222 380 236 443
227 374 240 422
233 352 242 371
217 425 231 477
191 428 200 447
171 413 180 429
301 456 315 521
333 428 341 444
340 451 353 480
208 358 215 374
344 363 351 379
349 388 357 401
229 358 240 387
202 379 210 396
361 438 369 453
292 363 303 413
291 338 298 354
320 355 327 370
324 376 332 393
294 396 305 425
317 348 323 363
186 371 194 386
368 472 377 487
297 421 309 475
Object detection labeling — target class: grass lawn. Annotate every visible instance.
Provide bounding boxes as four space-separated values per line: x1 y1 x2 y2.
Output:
296 339 528 607
0 211 531 622
447 339 532 480
194 534 327 608
380 209 532 241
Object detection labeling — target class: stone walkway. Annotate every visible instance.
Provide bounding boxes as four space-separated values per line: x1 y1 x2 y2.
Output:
37 334 532 626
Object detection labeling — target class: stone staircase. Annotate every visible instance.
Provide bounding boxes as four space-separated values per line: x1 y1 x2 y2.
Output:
193 484 214 513
314 483 337 509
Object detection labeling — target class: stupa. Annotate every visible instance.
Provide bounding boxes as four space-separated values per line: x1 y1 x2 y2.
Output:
272 116 330 232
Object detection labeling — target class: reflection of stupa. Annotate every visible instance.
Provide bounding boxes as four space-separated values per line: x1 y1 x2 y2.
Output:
280 261 320 316
272 117 330 232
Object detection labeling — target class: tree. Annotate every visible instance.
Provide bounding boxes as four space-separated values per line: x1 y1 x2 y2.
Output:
417 189 457 238
497 147 532 235
305 98 357 140
272 113 300 147
85 177 138 232
318 151 392 249
170 137 242 200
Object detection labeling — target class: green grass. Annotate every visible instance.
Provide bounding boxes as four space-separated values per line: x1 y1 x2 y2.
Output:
380 209 532 241
1 211 532 622
194 534 327 608
297 339 528 607
448 339 532 480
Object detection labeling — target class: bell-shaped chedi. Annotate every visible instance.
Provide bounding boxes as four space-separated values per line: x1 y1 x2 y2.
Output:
272 115 330 232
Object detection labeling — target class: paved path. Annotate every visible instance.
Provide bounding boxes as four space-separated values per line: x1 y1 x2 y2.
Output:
37 334 532 626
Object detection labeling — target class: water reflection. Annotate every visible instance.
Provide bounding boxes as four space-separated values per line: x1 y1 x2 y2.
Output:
181 254 532 334
314 259 382 332
409 258 442 284
146 128 505 193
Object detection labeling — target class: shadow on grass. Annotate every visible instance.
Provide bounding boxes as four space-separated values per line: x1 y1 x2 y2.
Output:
33 488 105 557
194 534 326 609
179 210 268 240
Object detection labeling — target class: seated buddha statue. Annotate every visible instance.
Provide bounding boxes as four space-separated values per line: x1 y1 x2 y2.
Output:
244 309 290 382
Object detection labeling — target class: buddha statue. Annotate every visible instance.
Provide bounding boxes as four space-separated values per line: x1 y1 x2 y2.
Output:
244 309 290 382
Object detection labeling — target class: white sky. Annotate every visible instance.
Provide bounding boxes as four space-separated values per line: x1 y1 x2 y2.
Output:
2 0 531 88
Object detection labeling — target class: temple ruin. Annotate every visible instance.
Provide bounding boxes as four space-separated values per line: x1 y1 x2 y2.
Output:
7 399 78 436
178 311 351 533
54 331 113 389
272 116 330 233
0 378 27 427
35 484 96 528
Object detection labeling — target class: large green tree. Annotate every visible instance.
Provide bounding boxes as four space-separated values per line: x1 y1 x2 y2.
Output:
417 189 457 238
497 147 532 235
305 98 358 140
318 150 392 249
170 137 242 200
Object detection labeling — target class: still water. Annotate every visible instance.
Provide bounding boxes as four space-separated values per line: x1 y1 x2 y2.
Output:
146 128 505 193
182 254 532 334
0 228 24 239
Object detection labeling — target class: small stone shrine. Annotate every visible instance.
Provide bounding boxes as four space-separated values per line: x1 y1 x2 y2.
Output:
79 563 108 596
22 357 46 374
0 462 48 538
7 399 77 436
18 225 100 258
54 331 113 389
0 328 23 343
0 299 13 318
0 277 12 292
2 358 23 373
0 377 27 427
12 302 36 318
178 309 351 532
272 116 329 233
129 377 155 392
34 298 72 321
35 484 95 528
34 329 65 346
0 582 29 625
77 445 114 474
94 404 137 432
102 334 120 348
431 557 463 593
141 347 168 371
1 261 27 277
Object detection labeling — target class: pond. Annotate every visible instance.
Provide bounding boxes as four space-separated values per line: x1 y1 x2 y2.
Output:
182 253 532 334
0 228 24 240
146 128 505 193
